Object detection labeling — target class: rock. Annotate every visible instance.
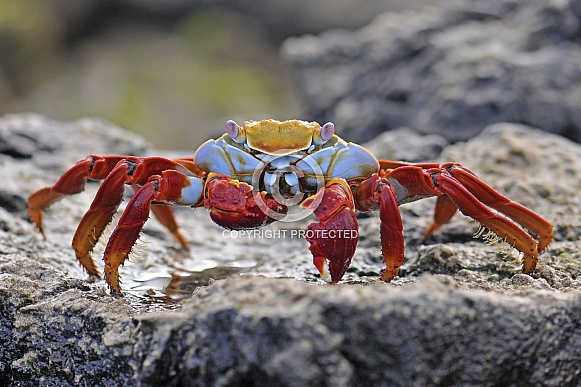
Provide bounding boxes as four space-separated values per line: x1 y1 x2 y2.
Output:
134 275 581 387
282 0 581 143
361 127 448 162
0 114 580 385
218 0 458 43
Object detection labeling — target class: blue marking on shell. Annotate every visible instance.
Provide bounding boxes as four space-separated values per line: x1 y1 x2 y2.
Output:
327 143 379 180
179 177 204 206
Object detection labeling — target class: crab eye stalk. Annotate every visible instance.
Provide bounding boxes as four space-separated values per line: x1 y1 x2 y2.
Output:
226 120 246 144
313 122 335 145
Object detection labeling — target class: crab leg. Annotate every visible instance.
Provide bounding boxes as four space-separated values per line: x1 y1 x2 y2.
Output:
103 170 204 292
303 179 359 283
421 163 553 252
76 157 199 277
28 155 126 236
431 170 540 272
103 171 286 292
72 161 131 276
28 155 202 277
355 174 404 282
422 195 459 241
370 163 552 279
389 164 542 273
445 163 553 252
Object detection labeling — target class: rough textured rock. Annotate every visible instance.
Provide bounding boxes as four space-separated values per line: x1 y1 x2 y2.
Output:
133 276 581 387
282 0 581 143
361 127 448 162
217 0 458 43
0 114 580 385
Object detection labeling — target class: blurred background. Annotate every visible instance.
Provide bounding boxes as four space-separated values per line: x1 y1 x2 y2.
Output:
0 0 448 149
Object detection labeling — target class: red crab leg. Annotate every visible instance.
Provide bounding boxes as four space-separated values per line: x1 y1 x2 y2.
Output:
386 164 542 273
303 179 359 283
431 170 540 272
421 163 553 252
28 155 201 277
75 157 198 277
72 161 131 276
355 174 404 282
445 163 553 252
103 170 199 292
27 155 202 237
71 161 189 275
368 162 552 279
28 155 126 237
103 171 286 292
104 180 157 293
422 195 458 241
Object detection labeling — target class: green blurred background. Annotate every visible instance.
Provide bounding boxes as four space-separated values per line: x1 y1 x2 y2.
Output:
0 0 440 149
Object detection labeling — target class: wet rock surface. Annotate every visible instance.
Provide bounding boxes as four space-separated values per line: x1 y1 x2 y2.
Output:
283 0 581 143
0 114 580 385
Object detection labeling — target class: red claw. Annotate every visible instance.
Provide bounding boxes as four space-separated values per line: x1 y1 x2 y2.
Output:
204 174 287 230
304 179 358 283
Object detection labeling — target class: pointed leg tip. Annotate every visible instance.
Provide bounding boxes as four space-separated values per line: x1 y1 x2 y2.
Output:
74 250 101 277
31 219 47 239
422 223 441 242
28 210 44 235
88 270 102 279
313 257 333 283
380 267 399 282
521 264 537 275
538 232 554 253
104 266 123 294
173 231 190 251
521 253 538 274
109 289 124 297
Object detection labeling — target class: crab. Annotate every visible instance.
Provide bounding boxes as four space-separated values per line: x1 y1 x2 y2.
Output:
28 119 554 293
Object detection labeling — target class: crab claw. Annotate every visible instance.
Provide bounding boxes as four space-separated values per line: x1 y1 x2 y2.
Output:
204 174 287 229
303 179 358 283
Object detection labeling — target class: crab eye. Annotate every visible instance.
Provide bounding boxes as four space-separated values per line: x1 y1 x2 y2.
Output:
313 122 335 145
321 122 335 141
226 120 246 143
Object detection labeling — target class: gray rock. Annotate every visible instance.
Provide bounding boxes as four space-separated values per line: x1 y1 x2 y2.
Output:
217 0 459 43
282 0 581 143
0 114 580 385
361 126 448 162
134 275 581 387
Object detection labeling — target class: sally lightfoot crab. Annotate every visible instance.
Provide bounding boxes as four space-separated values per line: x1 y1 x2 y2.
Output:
28 119 553 293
